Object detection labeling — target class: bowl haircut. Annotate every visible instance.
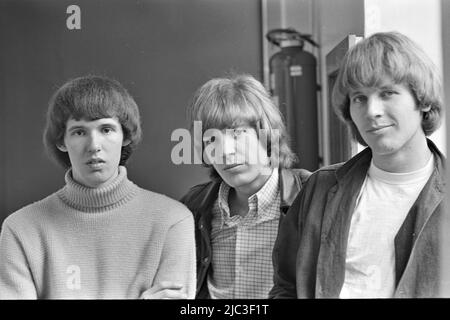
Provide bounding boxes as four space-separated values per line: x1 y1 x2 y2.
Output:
43 75 142 168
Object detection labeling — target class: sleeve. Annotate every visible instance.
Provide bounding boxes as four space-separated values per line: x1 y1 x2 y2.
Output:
152 213 197 299
0 222 38 299
269 184 309 299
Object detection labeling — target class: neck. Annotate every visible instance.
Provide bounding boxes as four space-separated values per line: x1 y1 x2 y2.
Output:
228 167 274 217
72 167 120 189
61 166 137 212
373 136 431 173
234 167 273 199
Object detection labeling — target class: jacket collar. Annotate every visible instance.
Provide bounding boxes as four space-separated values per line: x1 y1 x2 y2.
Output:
191 181 221 216
279 168 302 209
335 147 372 183
196 167 301 217
335 139 445 185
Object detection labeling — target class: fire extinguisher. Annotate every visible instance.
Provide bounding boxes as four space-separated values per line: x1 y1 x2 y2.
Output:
266 28 320 171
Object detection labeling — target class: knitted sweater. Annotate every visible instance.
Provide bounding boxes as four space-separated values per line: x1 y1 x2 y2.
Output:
0 166 196 299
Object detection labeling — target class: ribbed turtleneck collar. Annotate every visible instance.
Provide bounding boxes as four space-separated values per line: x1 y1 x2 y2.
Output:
58 166 138 212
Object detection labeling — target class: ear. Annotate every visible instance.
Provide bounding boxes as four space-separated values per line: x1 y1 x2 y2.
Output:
122 139 131 147
57 144 68 152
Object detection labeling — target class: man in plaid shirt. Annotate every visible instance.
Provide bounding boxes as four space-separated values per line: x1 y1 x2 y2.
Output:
181 74 311 299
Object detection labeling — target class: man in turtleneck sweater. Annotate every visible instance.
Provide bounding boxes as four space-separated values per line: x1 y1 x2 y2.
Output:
0 75 196 299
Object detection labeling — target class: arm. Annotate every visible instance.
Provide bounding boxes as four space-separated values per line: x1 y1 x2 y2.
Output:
0 223 38 299
269 191 304 298
142 214 196 299
140 282 187 299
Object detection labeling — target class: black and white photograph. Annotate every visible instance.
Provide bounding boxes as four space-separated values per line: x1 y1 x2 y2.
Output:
0 0 449 314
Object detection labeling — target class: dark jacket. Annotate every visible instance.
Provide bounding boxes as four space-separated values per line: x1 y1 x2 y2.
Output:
181 168 311 298
269 140 445 298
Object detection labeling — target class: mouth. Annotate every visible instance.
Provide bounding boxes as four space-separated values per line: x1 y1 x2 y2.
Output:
223 163 244 171
366 124 393 133
86 158 106 168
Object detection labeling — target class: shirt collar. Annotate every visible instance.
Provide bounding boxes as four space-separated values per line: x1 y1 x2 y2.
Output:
217 168 279 220
254 168 279 213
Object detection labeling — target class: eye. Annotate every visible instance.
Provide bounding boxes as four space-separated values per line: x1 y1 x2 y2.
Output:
203 135 216 145
380 90 396 98
101 126 115 134
351 95 366 104
232 128 247 138
71 129 85 136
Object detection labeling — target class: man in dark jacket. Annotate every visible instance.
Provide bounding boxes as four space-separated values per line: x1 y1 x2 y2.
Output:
270 31 445 298
181 74 311 299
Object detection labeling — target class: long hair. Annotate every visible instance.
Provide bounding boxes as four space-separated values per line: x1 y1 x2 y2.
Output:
187 73 297 179
332 31 443 145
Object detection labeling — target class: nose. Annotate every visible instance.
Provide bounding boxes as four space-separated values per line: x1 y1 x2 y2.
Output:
222 133 237 164
87 131 102 153
366 95 384 118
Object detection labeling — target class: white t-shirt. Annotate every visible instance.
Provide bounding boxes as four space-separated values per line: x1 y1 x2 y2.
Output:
339 156 434 298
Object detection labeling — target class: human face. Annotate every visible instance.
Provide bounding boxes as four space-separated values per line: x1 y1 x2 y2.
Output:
203 126 271 195
58 117 129 188
349 79 429 164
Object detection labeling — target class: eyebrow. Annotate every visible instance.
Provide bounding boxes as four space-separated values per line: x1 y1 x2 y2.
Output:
349 90 363 97
349 83 397 95
66 125 86 132
99 122 120 128
379 85 396 90
66 121 120 132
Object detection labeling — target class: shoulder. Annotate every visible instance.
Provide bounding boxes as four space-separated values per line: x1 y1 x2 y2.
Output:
286 164 344 222
314 162 343 175
289 163 344 202
282 164 340 189
2 192 59 233
134 187 193 221
136 187 191 212
305 163 343 188
181 181 215 199
286 168 312 185
180 180 218 208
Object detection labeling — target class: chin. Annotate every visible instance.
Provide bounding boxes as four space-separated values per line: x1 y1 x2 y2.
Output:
371 143 398 156
89 173 113 186
224 174 253 189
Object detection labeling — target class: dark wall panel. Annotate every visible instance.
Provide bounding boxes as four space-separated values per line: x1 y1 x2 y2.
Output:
0 0 262 221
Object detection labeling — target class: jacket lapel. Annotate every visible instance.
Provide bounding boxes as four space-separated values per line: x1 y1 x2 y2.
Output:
412 170 444 237
195 181 221 236
394 141 445 293
316 149 372 297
